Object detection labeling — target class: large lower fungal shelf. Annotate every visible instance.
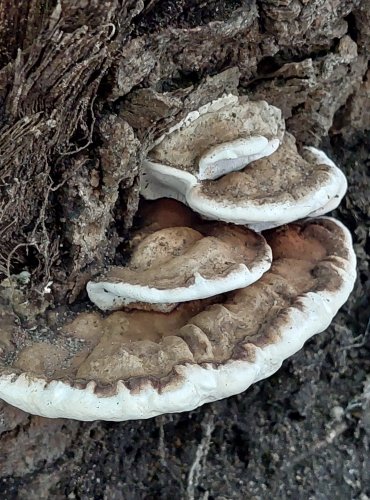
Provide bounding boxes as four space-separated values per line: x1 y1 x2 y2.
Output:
0 217 356 421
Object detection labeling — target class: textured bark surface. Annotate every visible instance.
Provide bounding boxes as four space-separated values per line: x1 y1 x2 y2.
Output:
0 0 369 498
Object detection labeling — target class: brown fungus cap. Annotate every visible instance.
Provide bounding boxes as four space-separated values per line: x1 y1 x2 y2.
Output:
186 133 348 229
0 217 356 421
86 200 272 312
147 95 285 179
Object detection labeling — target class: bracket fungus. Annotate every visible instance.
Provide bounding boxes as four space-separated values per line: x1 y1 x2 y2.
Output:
186 135 347 230
0 96 356 421
145 95 284 180
0 218 356 421
142 98 347 231
87 199 272 312
141 95 285 201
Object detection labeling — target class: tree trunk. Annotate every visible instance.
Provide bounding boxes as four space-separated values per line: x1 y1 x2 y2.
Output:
0 0 369 497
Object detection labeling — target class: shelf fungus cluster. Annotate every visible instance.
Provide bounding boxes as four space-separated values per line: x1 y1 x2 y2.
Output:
142 95 347 230
0 96 356 421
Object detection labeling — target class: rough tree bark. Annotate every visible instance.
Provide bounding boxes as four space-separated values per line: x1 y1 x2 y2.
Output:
0 0 369 498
